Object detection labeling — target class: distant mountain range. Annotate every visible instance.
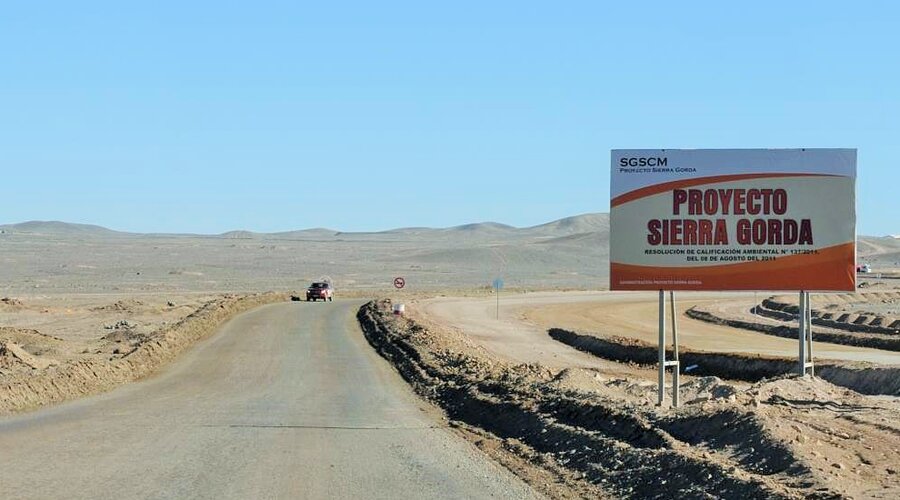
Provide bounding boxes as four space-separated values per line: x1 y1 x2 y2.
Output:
0 215 894 258
0 213 611 240
0 220 123 236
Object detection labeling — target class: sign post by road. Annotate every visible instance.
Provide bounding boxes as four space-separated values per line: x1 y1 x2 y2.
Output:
492 277 503 320
392 277 407 315
611 149 857 407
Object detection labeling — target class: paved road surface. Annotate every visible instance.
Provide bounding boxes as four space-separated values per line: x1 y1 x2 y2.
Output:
0 301 539 499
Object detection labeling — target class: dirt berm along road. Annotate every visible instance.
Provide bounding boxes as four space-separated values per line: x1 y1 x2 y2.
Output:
0 301 539 499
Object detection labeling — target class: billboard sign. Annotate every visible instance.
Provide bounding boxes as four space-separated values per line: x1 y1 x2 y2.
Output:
610 149 856 291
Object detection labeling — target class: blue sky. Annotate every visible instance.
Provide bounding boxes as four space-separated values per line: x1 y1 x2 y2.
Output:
2 1 897 234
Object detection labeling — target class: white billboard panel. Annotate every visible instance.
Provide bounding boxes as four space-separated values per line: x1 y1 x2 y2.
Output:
610 149 856 291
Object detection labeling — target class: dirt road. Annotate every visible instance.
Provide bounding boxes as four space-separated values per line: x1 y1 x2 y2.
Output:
418 292 632 371
0 301 539 499
423 291 900 365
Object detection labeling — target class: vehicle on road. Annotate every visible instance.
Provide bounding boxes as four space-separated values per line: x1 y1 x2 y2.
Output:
306 281 334 301
857 264 872 273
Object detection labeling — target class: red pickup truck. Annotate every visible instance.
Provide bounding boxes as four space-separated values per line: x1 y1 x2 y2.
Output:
306 282 334 302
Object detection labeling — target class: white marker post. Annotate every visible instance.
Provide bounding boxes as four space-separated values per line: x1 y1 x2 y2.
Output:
493 277 503 320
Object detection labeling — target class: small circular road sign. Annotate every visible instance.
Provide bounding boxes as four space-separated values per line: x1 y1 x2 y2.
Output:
393 277 406 289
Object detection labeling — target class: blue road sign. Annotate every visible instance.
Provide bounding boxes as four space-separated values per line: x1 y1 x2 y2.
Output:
492 278 504 290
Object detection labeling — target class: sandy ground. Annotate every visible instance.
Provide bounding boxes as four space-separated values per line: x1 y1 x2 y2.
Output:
413 291 900 496
421 291 900 365
419 292 635 369
366 299 900 498
0 293 215 374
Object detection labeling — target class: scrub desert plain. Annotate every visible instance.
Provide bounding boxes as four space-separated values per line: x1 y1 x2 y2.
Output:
2 214 900 498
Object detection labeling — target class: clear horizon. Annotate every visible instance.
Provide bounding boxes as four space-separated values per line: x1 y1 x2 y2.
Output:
3 2 897 235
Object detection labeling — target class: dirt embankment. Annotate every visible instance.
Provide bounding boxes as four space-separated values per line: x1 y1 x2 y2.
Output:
0 292 292 415
761 296 900 334
358 300 900 499
687 305 900 353
549 328 900 396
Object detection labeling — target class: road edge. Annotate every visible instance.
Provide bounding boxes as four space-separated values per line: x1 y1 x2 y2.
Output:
0 291 293 415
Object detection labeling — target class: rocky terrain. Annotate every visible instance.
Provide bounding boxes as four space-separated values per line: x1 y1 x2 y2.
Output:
359 299 900 499
0 292 291 414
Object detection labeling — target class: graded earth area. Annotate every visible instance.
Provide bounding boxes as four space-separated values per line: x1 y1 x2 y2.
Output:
365 299 900 499
420 291 900 365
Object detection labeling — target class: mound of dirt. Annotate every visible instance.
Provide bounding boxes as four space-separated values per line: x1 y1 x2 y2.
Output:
731 377 900 496
762 293 900 335
0 342 58 370
0 327 65 358
103 319 136 331
688 305 900 352
90 299 146 313
549 325 900 397
0 292 292 415
678 376 738 403
0 297 25 311
359 300 900 498
101 328 146 344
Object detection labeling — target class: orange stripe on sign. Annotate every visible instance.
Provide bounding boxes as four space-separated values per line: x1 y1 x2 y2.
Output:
611 173 836 208
610 242 855 291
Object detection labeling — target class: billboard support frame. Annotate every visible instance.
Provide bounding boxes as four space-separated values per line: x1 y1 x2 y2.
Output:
657 290 680 408
798 291 814 376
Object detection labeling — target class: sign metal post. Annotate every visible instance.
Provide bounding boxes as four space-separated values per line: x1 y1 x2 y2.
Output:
670 290 680 407
657 290 681 407
798 291 814 376
658 291 665 406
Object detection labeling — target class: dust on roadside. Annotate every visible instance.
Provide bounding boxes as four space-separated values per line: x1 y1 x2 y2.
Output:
0 292 291 414
359 299 900 499
0 294 213 376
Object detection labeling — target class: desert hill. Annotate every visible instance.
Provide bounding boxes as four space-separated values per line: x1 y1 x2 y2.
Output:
1 214 897 293
0 221 124 237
